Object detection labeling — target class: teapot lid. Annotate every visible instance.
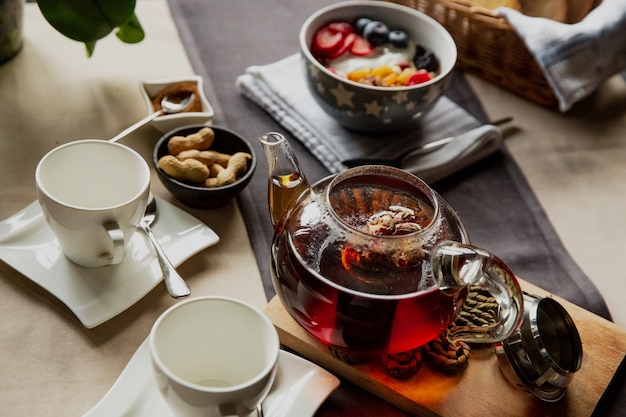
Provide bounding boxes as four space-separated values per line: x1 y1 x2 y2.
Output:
495 292 583 402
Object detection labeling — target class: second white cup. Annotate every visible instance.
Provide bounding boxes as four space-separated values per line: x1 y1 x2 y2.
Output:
35 140 150 267
149 296 280 417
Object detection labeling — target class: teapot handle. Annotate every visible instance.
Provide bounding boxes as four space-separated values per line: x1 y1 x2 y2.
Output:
431 240 524 344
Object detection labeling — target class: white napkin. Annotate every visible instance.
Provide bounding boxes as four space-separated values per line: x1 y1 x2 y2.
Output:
496 0 626 112
236 54 503 184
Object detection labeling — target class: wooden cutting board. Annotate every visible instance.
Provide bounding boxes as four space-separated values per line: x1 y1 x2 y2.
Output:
265 279 626 417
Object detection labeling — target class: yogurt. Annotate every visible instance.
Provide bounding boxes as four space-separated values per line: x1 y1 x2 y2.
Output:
328 44 414 76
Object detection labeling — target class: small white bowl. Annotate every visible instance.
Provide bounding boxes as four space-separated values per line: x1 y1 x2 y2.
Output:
140 76 214 133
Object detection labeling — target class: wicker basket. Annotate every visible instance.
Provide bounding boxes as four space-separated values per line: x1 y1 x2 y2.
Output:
383 0 559 107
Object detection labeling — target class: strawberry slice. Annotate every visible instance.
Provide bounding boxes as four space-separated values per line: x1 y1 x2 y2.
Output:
327 32 356 59
349 35 375 57
327 21 354 36
311 27 343 58
407 71 432 85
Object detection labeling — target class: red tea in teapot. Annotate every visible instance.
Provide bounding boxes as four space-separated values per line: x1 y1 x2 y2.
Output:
272 177 466 353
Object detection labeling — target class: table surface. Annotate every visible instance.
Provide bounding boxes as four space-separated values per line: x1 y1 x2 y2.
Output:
1 1 625 417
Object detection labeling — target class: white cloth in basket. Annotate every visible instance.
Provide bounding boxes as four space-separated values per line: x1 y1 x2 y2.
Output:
496 0 626 112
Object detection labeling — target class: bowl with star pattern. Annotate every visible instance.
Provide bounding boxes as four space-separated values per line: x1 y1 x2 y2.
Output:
300 1 456 133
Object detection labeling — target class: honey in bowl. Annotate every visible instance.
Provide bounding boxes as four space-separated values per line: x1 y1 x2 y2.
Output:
150 81 203 113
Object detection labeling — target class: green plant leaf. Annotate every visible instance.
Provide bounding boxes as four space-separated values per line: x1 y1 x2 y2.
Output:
85 41 96 57
115 13 144 44
37 0 136 42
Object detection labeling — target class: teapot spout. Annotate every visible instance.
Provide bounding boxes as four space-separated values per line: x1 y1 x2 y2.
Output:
259 132 310 227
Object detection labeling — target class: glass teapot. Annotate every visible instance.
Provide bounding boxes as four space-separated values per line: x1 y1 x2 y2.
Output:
260 132 523 354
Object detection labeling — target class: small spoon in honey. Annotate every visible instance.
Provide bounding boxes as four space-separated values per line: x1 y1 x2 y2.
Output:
109 93 195 143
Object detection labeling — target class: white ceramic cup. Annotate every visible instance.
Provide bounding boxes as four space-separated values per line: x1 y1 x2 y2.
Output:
35 140 150 267
149 296 280 417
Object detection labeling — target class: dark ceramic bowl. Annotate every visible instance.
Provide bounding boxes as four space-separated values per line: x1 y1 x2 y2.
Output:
300 1 457 133
153 125 256 208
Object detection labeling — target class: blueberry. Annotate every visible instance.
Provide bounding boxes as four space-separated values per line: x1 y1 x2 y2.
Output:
388 30 409 48
355 17 372 35
413 44 440 73
363 20 390 47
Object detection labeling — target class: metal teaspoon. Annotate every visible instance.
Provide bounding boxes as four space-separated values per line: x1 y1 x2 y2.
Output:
139 196 191 299
109 93 195 143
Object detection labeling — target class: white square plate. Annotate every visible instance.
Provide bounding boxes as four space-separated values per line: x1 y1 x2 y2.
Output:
0 197 219 328
83 341 340 417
